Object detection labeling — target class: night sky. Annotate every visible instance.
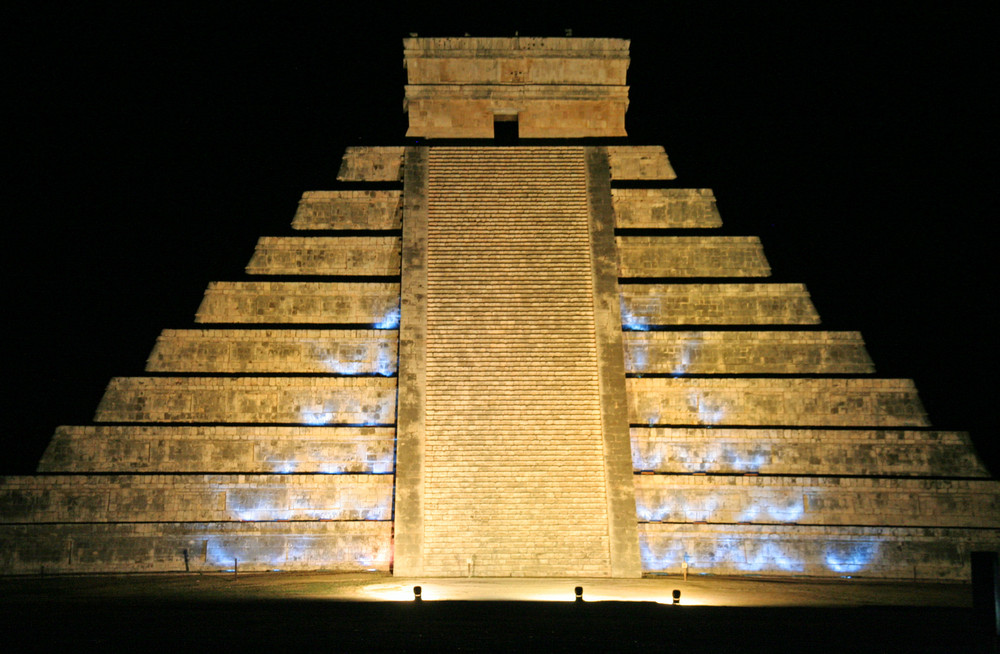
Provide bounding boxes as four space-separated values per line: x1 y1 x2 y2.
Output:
4 5 996 474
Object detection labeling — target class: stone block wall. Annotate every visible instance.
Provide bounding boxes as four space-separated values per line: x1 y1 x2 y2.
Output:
0 474 393 522
633 475 1000 527
245 236 401 276
630 428 989 476
403 38 630 138
147 329 397 374
612 189 722 229
0 521 391 574
291 191 402 230
621 283 821 326
624 331 874 374
94 377 397 424
195 281 400 324
606 146 676 180
617 236 771 277
336 147 404 181
628 378 928 427
639 523 1000 580
38 425 396 473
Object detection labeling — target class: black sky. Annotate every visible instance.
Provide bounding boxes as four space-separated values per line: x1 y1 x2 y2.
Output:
4 4 996 474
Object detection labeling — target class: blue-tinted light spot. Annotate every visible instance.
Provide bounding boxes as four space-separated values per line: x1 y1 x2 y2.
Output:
375 306 400 330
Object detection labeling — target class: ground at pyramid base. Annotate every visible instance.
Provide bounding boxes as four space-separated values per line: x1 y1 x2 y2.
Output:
2 37 997 580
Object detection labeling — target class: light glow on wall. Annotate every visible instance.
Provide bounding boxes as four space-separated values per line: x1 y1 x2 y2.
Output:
621 296 650 331
375 305 401 329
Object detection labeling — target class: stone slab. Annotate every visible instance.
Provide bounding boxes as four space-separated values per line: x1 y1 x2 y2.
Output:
38 425 396 474
195 281 400 325
147 329 397 375
94 376 396 424
291 190 402 230
624 331 874 374
627 378 929 427
630 427 990 477
612 188 722 229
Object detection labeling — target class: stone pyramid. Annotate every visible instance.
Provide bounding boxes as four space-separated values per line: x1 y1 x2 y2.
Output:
2 37 997 579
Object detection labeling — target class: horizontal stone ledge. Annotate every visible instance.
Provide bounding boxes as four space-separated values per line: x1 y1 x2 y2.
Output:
628 377 929 427
0 474 394 524
633 474 1000 528
617 236 771 278
621 283 821 326
147 328 398 375
246 236 401 276
292 190 402 230
629 427 989 477
638 522 1000 580
0 520 392 574
94 376 397 425
194 281 400 325
38 425 396 474
624 330 874 375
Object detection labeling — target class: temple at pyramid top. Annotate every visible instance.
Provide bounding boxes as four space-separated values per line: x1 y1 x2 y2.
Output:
403 37 631 138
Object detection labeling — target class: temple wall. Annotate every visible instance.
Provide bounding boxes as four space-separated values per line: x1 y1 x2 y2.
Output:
617 236 771 277
336 147 404 182
633 475 1000 528
620 283 820 326
630 428 990 477
624 331 874 375
612 189 722 229
291 190 402 230
147 329 398 374
94 377 396 424
627 378 929 427
0 474 392 522
38 425 396 474
194 281 400 324
0 521 392 574
405 96 628 138
403 37 630 85
639 523 1000 580
606 146 676 180
245 237 401 276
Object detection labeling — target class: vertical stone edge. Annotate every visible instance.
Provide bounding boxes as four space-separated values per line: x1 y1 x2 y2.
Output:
392 146 429 576
584 146 643 577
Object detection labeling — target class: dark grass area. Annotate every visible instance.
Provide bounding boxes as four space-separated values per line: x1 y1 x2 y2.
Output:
0 600 989 653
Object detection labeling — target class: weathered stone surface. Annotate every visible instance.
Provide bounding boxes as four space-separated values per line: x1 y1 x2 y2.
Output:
246 236 401 276
630 428 990 476
628 378 929 427
639 523 1000 580
0 474 392 522
617 236 771 277
336 147 404 181
633 475 1000 528
38 425 395 473
0 521 391 574
612 188 722 229
94 377 396 424
606 146 676 180
621 283 820 327
147 329 397 375
291 190 402 230
392 147 429 577
195 281 400 324
404 38 630 138
586 147 643 578
624 331 874 374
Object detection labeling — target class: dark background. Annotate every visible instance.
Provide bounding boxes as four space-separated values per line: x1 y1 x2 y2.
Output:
4 4 996 474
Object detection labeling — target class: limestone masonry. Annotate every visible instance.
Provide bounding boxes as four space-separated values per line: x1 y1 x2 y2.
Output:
2 37 997 579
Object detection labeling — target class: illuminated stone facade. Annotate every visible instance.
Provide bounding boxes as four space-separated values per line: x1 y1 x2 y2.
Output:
2 37 998 579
